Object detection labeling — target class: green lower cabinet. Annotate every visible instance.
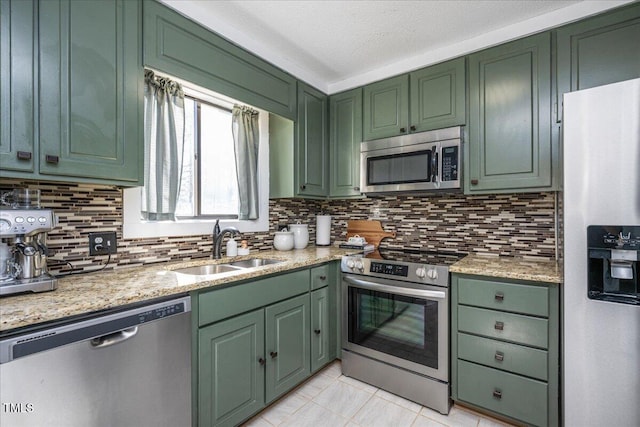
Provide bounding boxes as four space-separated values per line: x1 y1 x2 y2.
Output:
311 287 330 372
265 294 311 403
451 273 559 427
198 309 265 427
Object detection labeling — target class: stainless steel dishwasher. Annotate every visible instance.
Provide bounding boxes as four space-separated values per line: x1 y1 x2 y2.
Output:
0 295 192 427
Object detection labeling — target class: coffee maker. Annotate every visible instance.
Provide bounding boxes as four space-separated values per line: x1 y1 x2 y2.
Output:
0 190 58 296
587 225 639 305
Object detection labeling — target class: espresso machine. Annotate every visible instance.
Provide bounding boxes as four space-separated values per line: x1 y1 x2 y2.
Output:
0 191 58 296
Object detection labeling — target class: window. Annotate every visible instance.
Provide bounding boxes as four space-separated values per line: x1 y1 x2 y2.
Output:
176 97 239 218
123 79 269 239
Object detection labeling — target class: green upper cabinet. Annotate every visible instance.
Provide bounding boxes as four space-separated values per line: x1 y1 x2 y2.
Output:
363 74 409 140
329 88 363 198
466 32 554 193
409 57 466 133
296 82 329 198
0 0 35 173
362 58 466 141
143 0 296 120
38 0 142 184
556 2 640 122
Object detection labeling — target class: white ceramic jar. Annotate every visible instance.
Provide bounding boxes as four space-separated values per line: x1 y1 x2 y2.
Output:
273 231 294 251
289 223 309 249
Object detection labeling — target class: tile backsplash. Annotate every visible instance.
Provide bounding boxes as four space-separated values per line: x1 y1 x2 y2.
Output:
1 179 557 273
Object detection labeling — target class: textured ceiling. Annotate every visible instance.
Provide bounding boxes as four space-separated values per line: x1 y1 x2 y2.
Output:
161 0 631 93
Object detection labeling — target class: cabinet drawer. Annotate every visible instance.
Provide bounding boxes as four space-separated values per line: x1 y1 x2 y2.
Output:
458 277 549 317
458 306 548 349
457 333 548 381
310 264 329 290
457 360 547 427
198 270 310 326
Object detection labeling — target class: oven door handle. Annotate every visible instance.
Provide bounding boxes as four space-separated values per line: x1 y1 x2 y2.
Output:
343 276 446 299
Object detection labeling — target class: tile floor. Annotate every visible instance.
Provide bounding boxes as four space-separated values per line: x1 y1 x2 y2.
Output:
243 361 514 427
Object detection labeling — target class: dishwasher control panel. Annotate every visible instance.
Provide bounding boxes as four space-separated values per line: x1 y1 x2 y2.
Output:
138 301 186 323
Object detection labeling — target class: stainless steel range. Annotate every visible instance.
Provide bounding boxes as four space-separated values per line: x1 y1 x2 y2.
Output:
341 249 464 414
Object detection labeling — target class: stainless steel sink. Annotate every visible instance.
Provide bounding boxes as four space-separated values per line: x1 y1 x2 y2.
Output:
173 264 243 276
228 258 283 268
172 258 283 276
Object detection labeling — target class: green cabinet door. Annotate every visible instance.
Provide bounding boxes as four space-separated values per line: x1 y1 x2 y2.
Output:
329 88 363 198
556 2 640 122
265 294 310 403
38 0 142 184
363 74 409 140
467 32 553 193
0 0 35 174
297 82 328 197
198 309 265 427
410 57 466 132
311 286 330 372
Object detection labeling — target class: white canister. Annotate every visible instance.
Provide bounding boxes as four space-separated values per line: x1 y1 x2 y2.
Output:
273 231 294 251
316 215 331 246
289 223 309 249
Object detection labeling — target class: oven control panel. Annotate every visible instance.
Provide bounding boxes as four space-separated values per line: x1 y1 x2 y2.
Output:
370 261 409 277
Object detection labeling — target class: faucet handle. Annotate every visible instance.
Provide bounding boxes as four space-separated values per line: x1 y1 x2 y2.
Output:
214 219 221 236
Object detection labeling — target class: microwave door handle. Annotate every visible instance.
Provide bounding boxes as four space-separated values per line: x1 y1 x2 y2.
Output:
431 147 439 184
343 275 446 299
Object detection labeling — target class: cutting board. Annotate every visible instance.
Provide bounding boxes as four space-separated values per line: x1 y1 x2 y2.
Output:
346 220 396 248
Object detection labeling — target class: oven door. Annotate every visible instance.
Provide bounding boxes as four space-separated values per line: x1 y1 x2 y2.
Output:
342 274 449 382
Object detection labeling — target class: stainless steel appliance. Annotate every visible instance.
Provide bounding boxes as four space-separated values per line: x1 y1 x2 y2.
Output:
341 249 464 414
0 208 57 296
0 295 192 427
360 126 462 195
563 78 640 427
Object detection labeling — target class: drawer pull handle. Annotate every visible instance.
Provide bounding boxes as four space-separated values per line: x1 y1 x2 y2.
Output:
319 275 326 281
494 292 504 302
258 357 266 366
270 351 278 359
45 155 59 164
314 329 321 335
494 321 504 331
470 179 479 185
17 151 32 160
495 351 504 362
493 389 502 399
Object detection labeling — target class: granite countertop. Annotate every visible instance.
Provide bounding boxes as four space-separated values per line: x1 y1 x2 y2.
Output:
450 254 563 284
0 246 355 334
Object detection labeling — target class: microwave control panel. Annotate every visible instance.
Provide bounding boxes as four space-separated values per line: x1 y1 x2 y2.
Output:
441 146 459 182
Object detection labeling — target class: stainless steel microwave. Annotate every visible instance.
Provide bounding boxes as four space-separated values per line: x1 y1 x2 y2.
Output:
360 126 462 194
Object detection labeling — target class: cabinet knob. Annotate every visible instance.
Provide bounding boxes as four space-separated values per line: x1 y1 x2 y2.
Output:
494 292 504 302
494 321 504 331
319 275 326 281
400 127 406 133
17 151 32 160
410 125 416 131
353 186 360 191
314 329 321 335
300 184 306 191
471 179 479 185
45 155 59 164
258 357 266 366
493 389 502 400
269 351 278 359
494 351 505 362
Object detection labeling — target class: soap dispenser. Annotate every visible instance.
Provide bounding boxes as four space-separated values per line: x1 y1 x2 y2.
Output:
226 236 238 257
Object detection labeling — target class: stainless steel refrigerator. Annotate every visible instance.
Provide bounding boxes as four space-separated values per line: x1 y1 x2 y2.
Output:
563 78 640 427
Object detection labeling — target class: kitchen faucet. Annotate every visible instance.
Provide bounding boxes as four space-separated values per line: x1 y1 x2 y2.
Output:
212 220 240 259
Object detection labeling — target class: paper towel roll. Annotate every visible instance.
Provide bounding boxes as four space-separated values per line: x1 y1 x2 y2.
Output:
316 215 331 246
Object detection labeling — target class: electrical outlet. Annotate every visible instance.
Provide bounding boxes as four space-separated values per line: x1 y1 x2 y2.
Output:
89 232 117 256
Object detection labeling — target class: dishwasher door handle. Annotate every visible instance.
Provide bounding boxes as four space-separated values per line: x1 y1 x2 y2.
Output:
90 327 138 349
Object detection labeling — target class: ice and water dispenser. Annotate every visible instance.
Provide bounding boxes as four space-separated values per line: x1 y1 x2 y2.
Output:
587 225 639 305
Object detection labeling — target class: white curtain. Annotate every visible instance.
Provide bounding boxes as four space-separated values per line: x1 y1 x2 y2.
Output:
142 70 185 220
232 105 260 220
